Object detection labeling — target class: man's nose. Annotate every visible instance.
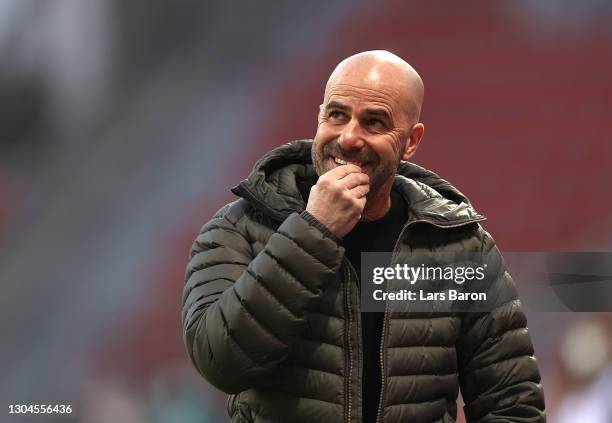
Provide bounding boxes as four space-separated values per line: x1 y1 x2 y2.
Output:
338 120 365 151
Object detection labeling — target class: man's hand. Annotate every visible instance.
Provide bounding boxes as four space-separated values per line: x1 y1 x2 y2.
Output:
306 164 369 238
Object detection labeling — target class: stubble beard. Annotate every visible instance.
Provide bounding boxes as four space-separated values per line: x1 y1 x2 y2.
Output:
311 142 397 200
311 144 326 178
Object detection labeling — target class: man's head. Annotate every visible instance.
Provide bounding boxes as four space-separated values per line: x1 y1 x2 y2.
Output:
312 50 425 198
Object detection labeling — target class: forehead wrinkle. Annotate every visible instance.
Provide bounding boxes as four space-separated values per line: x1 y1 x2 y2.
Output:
325 84 403 122
327 95 396 121
326 83 398 101
326 86 397 110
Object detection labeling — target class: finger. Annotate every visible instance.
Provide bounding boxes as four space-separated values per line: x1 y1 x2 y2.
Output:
339 172 369 189
349 183 370 198
325 163 362 179
355 197 367 212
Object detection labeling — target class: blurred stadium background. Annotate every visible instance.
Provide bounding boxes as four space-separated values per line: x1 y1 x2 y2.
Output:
1 0 611 422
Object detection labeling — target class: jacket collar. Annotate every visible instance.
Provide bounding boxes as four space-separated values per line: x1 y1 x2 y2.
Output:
231 139 485 226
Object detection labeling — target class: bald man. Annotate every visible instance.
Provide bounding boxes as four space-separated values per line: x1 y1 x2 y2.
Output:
182 51 545 423
309 50 424 231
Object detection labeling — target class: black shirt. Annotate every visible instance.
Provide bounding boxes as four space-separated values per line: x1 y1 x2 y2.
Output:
342 188 407 423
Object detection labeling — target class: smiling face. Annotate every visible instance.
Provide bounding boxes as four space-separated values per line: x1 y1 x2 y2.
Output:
312 51 424 199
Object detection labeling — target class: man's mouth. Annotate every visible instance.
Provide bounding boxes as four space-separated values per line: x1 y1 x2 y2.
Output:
333 156 363 167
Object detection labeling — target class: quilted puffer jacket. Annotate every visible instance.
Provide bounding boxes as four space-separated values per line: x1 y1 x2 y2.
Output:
181 140 545 423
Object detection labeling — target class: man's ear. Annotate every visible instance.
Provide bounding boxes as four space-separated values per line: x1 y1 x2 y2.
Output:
402 123 424 161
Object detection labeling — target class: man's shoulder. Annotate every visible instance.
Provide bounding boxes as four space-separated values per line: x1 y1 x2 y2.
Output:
211 199 249 226
204 198 278 234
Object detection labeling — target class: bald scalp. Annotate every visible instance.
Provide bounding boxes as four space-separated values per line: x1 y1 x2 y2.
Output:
324 50 424 123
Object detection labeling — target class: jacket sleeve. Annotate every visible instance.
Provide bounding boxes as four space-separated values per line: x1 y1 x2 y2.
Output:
181 204 344 394
457 229 546 423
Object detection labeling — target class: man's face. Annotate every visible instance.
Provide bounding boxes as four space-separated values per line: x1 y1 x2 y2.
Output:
312 77 414 196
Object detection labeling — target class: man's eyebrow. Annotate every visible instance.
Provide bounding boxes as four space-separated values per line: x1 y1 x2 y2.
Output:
364 108 391 120
325 101 350 111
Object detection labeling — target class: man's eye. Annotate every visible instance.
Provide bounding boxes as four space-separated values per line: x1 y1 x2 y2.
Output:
367 119 385 128
329 111 345 119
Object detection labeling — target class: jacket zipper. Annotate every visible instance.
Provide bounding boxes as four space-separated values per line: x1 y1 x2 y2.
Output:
375 216 486 423
375 295 390 423
342 261 354 423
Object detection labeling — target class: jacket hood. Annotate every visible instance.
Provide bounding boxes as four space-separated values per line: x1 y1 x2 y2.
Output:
231 139 485 226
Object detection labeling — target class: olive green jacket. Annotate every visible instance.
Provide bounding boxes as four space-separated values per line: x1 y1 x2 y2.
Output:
182 140 545 423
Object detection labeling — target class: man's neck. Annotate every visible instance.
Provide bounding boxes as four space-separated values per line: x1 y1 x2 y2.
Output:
361 185 393 222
